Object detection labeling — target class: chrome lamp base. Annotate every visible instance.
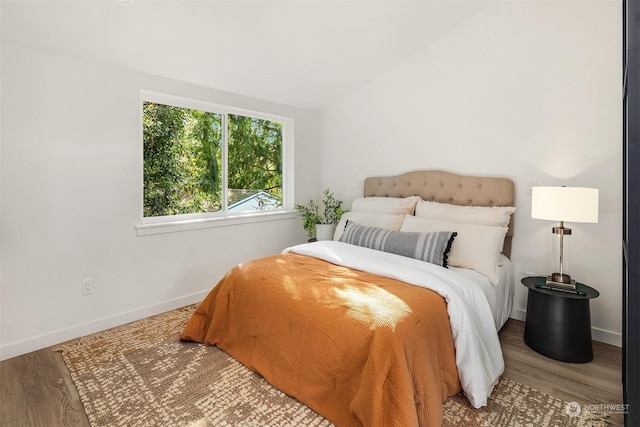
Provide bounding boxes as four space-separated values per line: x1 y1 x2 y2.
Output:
546 273 577 289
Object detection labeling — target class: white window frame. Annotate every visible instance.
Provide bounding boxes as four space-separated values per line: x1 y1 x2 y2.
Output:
136 90 295 236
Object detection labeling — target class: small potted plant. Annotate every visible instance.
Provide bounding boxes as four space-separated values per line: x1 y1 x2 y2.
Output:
294 189 347 241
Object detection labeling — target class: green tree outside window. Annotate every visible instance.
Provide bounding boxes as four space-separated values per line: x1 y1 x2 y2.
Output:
143 102 283 217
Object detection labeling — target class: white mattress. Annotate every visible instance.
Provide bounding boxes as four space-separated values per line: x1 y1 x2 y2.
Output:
449 253 514 331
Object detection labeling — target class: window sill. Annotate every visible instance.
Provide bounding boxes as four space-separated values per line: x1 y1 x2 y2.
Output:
136 211 298 236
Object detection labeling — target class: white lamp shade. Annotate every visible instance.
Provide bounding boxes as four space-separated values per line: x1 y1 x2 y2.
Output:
531 186 599 223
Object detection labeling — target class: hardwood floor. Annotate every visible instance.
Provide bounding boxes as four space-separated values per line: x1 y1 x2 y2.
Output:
1 347 90 427
499 320 624 426
0 319 623 427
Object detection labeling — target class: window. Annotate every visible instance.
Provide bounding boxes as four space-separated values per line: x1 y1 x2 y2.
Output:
139 91 293 231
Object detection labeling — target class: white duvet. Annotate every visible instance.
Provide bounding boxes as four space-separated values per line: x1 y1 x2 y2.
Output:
283 240 504 408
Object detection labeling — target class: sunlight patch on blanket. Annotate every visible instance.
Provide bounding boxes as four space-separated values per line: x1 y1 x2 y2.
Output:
333 284 411 329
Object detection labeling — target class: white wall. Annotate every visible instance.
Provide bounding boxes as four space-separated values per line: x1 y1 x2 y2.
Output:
0 0 622 360
320 0 622 345
0 43 321 360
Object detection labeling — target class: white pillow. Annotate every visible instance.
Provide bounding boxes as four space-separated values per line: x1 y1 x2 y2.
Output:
334 212 405 241
400 215 507 284
415 200 515 228
351 196 420 215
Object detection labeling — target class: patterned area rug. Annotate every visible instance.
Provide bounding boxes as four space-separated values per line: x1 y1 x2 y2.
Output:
55 305 607 427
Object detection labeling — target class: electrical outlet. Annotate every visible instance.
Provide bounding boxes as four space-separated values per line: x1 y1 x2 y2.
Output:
82 278 95 296
526 181 538 194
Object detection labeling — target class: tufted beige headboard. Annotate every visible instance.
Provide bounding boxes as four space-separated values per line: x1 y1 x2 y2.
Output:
363 170 515 258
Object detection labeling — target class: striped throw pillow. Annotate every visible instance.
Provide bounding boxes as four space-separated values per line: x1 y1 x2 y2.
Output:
339 220 456 268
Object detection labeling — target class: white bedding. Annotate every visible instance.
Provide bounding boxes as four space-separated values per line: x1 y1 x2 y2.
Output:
450 253 514 331
283 240 504 408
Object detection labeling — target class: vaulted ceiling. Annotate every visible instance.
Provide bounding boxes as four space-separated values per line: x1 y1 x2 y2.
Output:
1 0 493 110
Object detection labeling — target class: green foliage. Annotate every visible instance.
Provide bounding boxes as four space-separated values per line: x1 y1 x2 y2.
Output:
192 110 222 197
143 102 196 217
294 189 347 238
293 200 320 239
228 114 282 201
143 103 283 217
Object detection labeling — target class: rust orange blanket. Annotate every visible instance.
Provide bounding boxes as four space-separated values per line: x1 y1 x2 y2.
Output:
181 253 461 426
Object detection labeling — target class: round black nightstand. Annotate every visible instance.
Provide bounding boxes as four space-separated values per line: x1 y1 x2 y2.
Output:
521 276 599 363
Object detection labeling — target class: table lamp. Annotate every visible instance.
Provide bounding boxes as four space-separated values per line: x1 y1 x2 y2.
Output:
531 186 599 288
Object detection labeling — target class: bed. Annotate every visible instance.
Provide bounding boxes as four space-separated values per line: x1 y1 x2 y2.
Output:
181 170 516 427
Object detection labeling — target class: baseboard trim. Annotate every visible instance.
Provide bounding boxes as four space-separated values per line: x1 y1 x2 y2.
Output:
3 296 621 361
0 290 209 361
510 307 527 322
509 308 622 347
592 327 622 347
